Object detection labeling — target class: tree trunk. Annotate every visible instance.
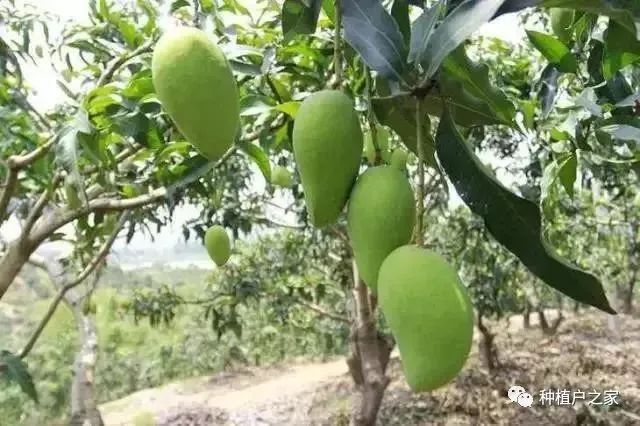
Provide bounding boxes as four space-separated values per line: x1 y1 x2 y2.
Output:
347 263 393 426
68 298 104 426
476 313 498 373
539 309 563 335
523 300 531 329
0 240 32 299
621 270 637 315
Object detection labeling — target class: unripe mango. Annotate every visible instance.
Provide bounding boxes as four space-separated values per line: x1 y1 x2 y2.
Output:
152 27 239 160
293 90 363 227
272 165 293 188
347 166 415 292
205 225 231 266
378 246 474 392
550 8 574 42
363 126 390 165
390 148 408 170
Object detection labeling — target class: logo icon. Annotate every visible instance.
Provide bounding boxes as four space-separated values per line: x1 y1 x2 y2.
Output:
508 385 533 408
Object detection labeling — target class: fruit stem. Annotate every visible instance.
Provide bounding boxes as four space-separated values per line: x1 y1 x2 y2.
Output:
333 0 343 88
364 66 381 165
415 96 425 246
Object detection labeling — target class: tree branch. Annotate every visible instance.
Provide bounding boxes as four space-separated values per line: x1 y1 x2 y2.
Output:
297 299 349 323
18 211 129 359
96 38 155 87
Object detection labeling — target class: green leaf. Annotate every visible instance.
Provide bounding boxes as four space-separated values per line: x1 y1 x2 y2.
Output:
371 90 436 168
435 108 615 314
408 1 443 65
170 0 190 12
526 30 578 73
239 95 276 116
274 101 301 118
239 142 271 182
557 153 577 197
542 0 639 35
420 0 505 79
341 0 407 82
0 350 38 402
599 124 640 142
391 0 411 45
441 46 516 124
603 19 640 79
428 73 507 126
282 0 322 41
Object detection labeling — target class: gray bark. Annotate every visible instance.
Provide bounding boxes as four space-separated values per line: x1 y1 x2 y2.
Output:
68 296 103 426
347 263 393 426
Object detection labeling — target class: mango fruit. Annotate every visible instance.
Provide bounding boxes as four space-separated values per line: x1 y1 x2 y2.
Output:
347 166 415 292
550 8 574 42
293 90 363 227
378 246 474 392
152 27 239 160
390 148 408 170
272 165 293 188
205 225 231 266
363 126 390 165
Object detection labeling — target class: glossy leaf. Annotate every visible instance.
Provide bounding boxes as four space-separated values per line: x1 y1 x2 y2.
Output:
435 108 615 314
341 0 407 81
603 19 640 80
538 64 560 117
420 0 505 79
0 350 38 402
282 0 323 41
391 0 411 45
526 30 578 73
408 1 443 65
442 46 516 124
239 141 272 182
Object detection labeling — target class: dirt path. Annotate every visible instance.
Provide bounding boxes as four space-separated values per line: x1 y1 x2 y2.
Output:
100 358 352 425
100 310 637 425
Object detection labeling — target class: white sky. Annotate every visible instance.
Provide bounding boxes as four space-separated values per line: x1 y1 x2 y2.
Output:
5 0 525 257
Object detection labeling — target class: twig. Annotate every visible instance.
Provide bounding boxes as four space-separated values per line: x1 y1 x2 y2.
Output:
415 97 425 246
20 174 62 239
333 0 343 88
297 299 349 323
96 38 155 87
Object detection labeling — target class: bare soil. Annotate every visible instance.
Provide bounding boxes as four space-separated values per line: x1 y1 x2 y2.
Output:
100 311 640 425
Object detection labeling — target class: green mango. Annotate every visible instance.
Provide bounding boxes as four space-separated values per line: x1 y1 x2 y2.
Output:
205 225 231 266
293 90 363 227
152 27 239 160
390 148 408 170
347 166 415 292
378 246 474 392
272 165 293 188
550 8 574 42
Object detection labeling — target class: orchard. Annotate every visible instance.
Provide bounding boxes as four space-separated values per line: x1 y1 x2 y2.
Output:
1 0 640 425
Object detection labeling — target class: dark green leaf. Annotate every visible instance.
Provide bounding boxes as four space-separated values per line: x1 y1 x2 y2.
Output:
170 0 190 12
342 0 407 81
282 0 322 41
239 141 271 182
391 0 411 45
0 350 38 402
603 20 640 79
435 108 615 314
526 30 578 73
441 46 516 124
538 64 560 117
408 1 443 65
420 0 505 79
